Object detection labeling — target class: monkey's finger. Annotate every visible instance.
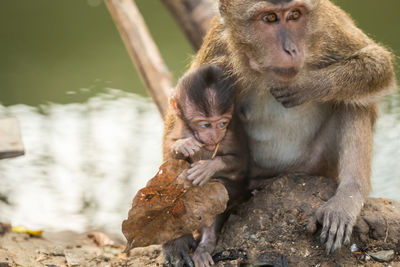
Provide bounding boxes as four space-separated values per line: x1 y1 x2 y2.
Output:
205 253 214 266
325 216 339 255
193 174 208 186
282 97 306 108
270 88 291 97
320 211 331 244
306 215 318 233
188 147 197 156
272 89 298 100
180 147 190 157
187 168 205 181
187 164 202 173
170 255 185 267
343 222 353 245
182 253 194 267
164 252 171 265
273 90 299 101
332 220 345 253
198 176 211 186
191 139 203 148
187 168 203 179
186 173 200 181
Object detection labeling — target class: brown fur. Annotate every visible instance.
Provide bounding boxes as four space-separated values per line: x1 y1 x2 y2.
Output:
163 0 396 265
187 0 395 257
162 71 250 267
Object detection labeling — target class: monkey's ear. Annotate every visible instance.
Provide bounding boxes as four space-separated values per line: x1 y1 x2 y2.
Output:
169 94 180 114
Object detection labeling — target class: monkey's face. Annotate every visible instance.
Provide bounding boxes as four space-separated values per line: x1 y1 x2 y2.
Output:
221 0 317 82
185 106 233 151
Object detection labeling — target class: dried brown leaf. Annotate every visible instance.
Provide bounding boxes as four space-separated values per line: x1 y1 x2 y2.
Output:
122 160 229 250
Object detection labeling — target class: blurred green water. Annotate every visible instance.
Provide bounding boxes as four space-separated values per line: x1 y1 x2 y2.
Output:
0 0 398 106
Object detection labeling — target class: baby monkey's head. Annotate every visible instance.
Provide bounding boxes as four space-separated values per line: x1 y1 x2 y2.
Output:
171 64 236 151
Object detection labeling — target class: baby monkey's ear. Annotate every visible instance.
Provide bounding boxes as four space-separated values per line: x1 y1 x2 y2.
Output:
169 91 180 115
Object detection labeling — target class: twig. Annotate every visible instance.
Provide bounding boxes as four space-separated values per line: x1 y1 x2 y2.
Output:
384 218 389 243
105 0 173 117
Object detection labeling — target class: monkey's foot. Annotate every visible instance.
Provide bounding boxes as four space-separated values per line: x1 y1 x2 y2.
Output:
192 246 214 267
162 234 196 267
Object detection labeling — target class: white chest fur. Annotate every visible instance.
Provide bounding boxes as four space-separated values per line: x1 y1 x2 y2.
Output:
239 92 330 171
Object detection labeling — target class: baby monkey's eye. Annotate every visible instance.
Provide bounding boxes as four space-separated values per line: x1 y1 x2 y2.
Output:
200 123 211 129
218 122 228 128
262 13 278 23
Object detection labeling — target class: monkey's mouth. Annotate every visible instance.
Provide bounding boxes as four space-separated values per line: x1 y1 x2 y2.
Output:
272 67 299 80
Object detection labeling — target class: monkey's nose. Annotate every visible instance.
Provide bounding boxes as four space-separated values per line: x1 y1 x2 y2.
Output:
283 43 298 57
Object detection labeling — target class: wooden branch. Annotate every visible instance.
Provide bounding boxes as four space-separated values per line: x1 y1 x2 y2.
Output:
105 0 173 117
0 118 24 160
161 0 217 50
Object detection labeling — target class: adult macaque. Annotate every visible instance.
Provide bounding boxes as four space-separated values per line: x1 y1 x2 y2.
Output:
163 64 249 267
164 0 396 264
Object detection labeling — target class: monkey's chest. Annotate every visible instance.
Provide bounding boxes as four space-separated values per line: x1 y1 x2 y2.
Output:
240 95 329 172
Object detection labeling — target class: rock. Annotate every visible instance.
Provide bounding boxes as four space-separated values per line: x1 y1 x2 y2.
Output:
368 250 395 262
214 175 400 266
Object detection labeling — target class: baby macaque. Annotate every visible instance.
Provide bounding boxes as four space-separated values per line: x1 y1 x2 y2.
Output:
162 64 249 267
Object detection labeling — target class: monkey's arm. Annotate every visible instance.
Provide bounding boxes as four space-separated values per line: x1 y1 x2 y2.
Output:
184 153 246 186
307 105 375 254
271 44 395 108
321 44 395 104
272 1 396 108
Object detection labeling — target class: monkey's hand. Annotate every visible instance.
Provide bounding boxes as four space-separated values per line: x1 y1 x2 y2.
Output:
185 159 224 186
270 74 332 108
172 137 203 159
163 234 197 267
307 192 363 255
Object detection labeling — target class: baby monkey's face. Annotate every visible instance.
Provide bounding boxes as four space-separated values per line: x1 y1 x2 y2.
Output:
188 107 233 151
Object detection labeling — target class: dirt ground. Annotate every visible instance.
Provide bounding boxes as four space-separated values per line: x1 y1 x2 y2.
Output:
1 175 399 267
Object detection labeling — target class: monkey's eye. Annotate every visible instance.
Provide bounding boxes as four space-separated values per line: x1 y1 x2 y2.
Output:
262 13 278 23
218 121 228 128
288 10 301 21
200 123 211 129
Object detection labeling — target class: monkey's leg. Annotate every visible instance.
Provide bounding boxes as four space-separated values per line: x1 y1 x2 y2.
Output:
163 234 197 267
192 214 227 267
307 105 374 255
192 179 250 266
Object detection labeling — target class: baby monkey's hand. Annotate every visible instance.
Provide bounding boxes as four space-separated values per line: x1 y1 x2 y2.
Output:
186 159 224 186
172 137 203 158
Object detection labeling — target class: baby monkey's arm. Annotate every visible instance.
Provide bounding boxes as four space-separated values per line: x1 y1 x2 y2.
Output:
183 153 244 186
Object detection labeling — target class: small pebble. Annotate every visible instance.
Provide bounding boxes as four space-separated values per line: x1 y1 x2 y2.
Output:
350 244 358 253
368 250 395 262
